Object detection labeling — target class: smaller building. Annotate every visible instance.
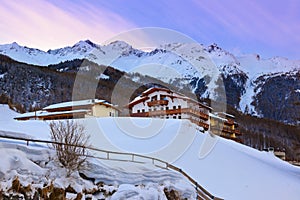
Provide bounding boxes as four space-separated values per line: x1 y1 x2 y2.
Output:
14 99 119 121
209 112 242 143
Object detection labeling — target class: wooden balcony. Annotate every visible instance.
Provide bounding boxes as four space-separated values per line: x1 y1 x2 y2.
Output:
149 108 182 116
224 119 234 126
222 127 241 135
147 100 168 107
130 112 149 117
211 126 241 136
131 107 209 122
181 108 209 120
189 118 209 130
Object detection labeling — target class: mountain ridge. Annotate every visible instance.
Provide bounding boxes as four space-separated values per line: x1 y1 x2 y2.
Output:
0 40 299 124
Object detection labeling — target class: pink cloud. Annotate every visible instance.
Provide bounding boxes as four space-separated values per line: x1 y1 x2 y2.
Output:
0 0 136 50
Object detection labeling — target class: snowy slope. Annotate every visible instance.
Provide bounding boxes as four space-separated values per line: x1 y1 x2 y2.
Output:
0 105 300 199
0 105 196 199
237 55 300 113
0 40 137 66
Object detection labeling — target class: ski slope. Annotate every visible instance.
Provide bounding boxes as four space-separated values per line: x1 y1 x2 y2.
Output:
0 105 300 199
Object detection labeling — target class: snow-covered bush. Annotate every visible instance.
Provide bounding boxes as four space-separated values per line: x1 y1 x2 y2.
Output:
49 120 90 176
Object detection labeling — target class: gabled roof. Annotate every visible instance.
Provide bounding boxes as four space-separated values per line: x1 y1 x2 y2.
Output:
127 87 212 110
141 87 172 96
214 112 235 119
209 113 227 121
44 99 105 110
44 99 119 111
127 96 150 108
14 109 89 120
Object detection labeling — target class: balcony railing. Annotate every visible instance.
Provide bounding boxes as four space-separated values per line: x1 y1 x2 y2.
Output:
131 107 209 121
189 118 209 130
211 126 241 136
147 100 168 107
181 108 209 120
149 108 182 116
225 119 234 125
130 112 149 117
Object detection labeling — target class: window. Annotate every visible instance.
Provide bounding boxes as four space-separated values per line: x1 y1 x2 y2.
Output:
160 95 166 100
166 107 169 110
137 110 140 113
178 115 181 119
161 107 164 110
151 95 157 101
178 105 181 109
142 109 145 113
173 106 176 110
173 116 176 119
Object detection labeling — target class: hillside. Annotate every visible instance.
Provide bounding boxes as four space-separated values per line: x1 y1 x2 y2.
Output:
0 53 299 160
0 105 300 200
0 40 299 124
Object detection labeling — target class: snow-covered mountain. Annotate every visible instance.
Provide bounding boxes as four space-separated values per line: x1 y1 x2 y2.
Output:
0 40 299 123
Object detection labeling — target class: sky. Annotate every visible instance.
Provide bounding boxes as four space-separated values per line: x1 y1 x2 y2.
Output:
0 0 300 59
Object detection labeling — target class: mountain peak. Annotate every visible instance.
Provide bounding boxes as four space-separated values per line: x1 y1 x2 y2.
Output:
73 39 97 48
107 40 132 49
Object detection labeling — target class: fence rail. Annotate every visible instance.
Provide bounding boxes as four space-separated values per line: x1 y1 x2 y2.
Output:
0 133 222 200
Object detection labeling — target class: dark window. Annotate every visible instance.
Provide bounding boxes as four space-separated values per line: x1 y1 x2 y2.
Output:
151 95 157 101
142 109 145 112
137 110 140 113
178 105 181 109
166 107 169 110
160 95 166 100
173 106 176 110
173 116 176 119
178 115 181 119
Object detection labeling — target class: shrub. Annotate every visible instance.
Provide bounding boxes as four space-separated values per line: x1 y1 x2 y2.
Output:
49 120 89 176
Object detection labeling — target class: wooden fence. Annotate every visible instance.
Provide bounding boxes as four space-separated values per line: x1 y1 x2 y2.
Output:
0 133 222 200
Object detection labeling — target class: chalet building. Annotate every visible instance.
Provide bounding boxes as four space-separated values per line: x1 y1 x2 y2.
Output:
128 87 212 130
128 87 242 142
209 112 242 143
14 99 119 121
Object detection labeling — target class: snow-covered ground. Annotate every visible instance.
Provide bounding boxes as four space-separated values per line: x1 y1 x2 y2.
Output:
1 104 300 199
0 105 196 199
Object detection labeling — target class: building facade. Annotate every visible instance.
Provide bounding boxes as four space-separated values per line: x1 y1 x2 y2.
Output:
128 87 242 142
128 87 211 130
209 112 242 142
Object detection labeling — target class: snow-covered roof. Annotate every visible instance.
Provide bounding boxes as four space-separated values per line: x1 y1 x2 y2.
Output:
14 109 89 119
209 113 226 121
214 112 235 119
141 87 172 96
127 96 150 108
43 99 107 110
